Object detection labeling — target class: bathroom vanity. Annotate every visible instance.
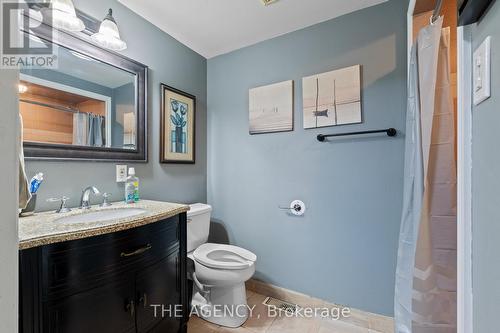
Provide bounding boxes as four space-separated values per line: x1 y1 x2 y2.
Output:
18 201 189 333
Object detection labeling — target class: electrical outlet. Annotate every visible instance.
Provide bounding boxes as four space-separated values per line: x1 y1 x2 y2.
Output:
116 165 127 182
473 36 491 106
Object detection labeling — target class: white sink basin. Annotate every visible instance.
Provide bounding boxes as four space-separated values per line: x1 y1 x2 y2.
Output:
56 208 148 224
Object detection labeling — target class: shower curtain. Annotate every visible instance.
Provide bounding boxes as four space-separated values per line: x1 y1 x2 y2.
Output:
72 113 105 147
72 112 88 146
90 114 104 147
395 17 457 333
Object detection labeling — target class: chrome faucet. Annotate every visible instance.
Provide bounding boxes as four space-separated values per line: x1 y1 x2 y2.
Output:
80 186 100 209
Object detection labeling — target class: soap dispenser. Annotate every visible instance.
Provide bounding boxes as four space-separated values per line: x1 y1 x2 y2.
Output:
125 168 139 203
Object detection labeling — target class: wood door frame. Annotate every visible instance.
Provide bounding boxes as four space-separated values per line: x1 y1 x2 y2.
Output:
457 25 474 333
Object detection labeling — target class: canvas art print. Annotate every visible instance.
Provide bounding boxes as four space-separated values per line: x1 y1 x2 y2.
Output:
160 84 195 163
303 65 362 129
249 80 293 134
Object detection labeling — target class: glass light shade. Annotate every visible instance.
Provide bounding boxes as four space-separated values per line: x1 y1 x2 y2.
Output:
91 9 127 51
45 0 85 32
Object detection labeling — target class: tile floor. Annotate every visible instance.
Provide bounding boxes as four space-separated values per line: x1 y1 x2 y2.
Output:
187 290 392 333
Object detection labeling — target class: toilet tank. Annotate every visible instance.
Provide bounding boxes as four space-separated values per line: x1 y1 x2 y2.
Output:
186 203 212 253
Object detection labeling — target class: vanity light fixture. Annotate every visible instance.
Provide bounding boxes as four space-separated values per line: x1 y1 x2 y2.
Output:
44 0 85 32
91 9 127 51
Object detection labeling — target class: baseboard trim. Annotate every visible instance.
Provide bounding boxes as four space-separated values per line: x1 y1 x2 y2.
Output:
246 279 394 333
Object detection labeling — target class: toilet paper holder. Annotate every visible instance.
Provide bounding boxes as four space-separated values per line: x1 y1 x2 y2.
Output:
278 200 306 216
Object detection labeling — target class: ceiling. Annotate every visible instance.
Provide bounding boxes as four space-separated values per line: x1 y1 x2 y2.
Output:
118 0 388 59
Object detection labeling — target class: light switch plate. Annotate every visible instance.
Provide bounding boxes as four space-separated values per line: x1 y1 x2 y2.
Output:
116 165 127 182
473 36 491 106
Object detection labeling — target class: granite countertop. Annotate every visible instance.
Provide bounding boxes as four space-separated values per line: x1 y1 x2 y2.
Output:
19 200 189 250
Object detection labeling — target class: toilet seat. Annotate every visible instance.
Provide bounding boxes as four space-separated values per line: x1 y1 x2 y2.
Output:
193 243 257 270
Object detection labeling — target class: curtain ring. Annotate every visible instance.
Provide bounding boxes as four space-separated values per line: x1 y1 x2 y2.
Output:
430 14 441 26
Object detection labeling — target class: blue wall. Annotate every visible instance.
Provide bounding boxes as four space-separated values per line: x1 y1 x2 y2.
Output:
207 0 407 316
27 0 207 211
471 2 500 332
112 82 135 147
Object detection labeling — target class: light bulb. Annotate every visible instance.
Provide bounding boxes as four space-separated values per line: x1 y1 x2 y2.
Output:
18 84 28 94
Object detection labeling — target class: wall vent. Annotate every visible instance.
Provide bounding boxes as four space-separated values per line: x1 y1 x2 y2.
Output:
261 0 280 6
263 296 298 314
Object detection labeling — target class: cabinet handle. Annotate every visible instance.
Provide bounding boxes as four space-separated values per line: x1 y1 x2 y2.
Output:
120 244 152 258
125 300 135 318
139 293 148 308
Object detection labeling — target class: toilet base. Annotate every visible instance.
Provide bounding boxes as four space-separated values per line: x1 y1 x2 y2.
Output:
191 283 249 328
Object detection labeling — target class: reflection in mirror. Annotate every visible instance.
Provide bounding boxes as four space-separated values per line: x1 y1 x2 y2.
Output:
19 36 137 150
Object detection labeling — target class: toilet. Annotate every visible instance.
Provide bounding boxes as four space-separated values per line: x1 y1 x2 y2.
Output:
187 203 257 328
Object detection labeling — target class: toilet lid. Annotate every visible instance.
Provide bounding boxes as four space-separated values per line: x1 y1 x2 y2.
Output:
193 243 257 270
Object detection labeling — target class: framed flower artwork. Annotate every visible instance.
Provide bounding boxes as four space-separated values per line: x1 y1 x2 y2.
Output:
160 84 196 164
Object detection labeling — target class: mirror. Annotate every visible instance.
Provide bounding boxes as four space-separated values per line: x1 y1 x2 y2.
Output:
21 10 147 161
20 44 137 149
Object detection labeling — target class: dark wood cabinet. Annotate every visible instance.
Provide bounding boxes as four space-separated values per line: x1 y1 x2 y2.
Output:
20 213 188 333
44 277 137 333
136 254 180 333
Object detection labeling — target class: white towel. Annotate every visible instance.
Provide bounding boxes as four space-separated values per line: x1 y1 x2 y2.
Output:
72 113 88 146
19 113 31 210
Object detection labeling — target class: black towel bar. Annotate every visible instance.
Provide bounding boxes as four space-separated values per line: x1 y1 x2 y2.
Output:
317 128 397 142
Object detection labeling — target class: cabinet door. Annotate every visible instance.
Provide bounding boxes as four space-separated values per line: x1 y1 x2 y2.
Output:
44 277 136 333
135 252 181 333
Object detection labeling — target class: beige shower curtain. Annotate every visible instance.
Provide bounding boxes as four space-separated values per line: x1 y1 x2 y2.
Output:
413 22 457 332
395 17 457 333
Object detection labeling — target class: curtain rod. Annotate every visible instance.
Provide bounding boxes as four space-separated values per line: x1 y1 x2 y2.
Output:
20 99 80 114
20 99 105 118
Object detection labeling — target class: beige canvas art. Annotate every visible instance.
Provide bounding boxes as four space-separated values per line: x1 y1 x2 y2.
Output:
303 65 362 129
249 80 294 134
